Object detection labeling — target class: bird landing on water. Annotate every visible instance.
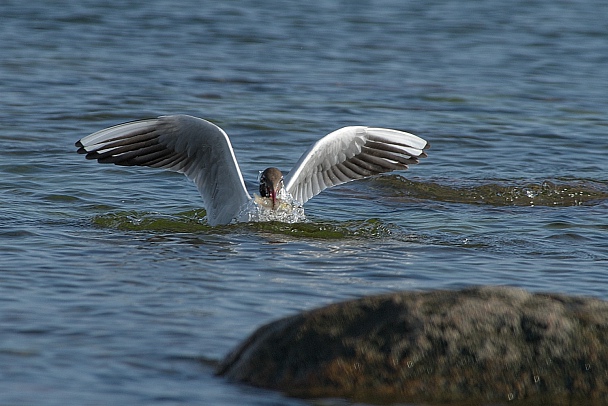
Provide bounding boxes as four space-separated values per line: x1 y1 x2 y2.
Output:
75 115 429 225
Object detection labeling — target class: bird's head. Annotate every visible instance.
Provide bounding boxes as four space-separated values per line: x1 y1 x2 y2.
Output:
259 167 284 209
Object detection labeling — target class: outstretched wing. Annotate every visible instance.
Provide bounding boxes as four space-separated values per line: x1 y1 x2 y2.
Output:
75 114 251 226
284 126 429 204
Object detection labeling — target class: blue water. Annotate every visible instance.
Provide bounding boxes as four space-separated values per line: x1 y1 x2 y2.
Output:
1 1 607 404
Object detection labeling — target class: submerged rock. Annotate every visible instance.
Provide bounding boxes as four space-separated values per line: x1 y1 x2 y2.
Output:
217 286 608 405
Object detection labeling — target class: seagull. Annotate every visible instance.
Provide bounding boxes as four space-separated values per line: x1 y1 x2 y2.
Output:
75 115 429 226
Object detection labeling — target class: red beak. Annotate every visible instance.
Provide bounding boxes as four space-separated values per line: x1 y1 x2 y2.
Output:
259 168 283 209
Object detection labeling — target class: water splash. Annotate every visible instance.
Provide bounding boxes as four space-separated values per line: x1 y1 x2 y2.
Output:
235 191 306 224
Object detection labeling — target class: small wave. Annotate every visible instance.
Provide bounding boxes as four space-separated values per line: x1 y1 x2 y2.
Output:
236 218 395 240
91 210 397 240
373 176 608 207
92 210 212 233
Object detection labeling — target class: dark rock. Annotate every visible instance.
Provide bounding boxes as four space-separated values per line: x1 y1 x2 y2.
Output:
217 286 608 405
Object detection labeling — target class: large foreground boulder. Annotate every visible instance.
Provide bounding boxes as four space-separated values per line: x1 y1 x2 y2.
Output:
217 286 608 405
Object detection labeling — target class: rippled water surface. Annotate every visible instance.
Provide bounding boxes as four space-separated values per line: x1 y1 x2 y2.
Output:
1 1 607 404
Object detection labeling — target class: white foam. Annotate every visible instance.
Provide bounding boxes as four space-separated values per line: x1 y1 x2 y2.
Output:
235 191 306 224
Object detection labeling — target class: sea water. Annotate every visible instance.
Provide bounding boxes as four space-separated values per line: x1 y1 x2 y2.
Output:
1 1 607 405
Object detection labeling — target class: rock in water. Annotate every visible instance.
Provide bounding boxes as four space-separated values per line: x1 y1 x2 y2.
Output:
217 286 608 405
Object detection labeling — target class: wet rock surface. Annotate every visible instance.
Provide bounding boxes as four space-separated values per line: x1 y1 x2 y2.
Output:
217 286 608 405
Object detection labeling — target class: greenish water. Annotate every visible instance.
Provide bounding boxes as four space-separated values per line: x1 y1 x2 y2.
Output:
373 177 608 207
92 210 396 239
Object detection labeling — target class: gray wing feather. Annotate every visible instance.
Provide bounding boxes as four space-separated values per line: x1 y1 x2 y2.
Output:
284 126 429 204
76 115 251 226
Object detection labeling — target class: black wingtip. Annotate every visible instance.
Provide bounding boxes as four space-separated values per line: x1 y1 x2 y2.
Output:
75 140 94 156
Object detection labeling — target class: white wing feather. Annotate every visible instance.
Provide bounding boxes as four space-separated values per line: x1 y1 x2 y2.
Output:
284 126 429 204
76 115 250 226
